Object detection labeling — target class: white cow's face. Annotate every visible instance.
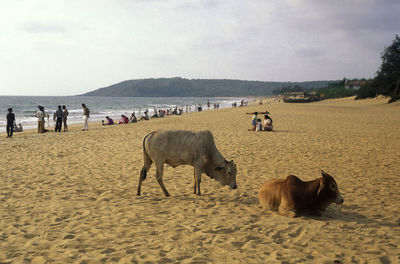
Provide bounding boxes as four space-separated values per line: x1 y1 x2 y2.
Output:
213 160 237 189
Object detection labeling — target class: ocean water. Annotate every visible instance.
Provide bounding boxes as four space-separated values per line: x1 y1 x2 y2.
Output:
0 96 247 131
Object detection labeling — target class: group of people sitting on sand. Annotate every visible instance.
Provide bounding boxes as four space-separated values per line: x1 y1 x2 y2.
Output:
247 111 273 132
102 107 185 126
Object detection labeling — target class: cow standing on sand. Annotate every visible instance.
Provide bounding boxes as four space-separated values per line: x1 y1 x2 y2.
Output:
137 130 237 196
258 170 343 217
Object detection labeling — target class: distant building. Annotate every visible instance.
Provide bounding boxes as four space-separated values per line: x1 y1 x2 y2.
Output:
344 79 370 90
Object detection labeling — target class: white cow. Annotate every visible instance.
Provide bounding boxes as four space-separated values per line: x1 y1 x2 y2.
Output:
137 130 237 196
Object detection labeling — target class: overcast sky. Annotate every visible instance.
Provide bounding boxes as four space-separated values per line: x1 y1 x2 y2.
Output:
0 0 399 96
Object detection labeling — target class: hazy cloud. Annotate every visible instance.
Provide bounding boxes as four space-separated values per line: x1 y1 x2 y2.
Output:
172 0 219 10
278 0 400 35
20 22 66 34
295 47 326 58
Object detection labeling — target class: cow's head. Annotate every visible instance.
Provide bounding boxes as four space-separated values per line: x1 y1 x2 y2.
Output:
317 170 344 209
210 160 237 189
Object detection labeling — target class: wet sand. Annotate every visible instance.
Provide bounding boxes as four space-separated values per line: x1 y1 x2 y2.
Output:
0 97 399 263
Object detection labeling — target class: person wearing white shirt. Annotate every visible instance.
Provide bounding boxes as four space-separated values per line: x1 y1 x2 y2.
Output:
34 106 45 133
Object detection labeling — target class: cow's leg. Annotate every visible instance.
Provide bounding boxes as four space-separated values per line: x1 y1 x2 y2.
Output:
193 169 197 194
194 166 202 196
278 201 297 218
155 162 170 197
278 207 297 218
137 157 152 196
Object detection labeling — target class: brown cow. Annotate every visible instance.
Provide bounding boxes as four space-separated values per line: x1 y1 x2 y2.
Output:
137 130 237 197
258 170 343 217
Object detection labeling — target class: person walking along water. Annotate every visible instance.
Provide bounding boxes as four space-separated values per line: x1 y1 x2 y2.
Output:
62 105 69 132
82 104 90 131
6 108 15 138
54 105 63 132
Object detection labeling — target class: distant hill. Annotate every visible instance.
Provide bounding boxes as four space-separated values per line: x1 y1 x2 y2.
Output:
80 77 338 97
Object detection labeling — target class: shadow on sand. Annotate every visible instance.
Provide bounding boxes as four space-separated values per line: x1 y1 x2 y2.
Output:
133 189 397 229
315 204 398 228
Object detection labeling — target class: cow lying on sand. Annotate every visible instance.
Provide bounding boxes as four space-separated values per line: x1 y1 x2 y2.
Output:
137 130 237 196
258 170 343 217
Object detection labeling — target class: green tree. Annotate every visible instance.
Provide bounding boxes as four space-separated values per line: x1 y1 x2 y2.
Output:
377 35 400 102
358 35 400 102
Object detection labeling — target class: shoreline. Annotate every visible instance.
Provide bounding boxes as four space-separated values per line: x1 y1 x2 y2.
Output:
0 96 256 132
3 101 254 134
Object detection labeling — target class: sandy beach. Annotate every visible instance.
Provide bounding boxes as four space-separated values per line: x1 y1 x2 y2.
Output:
1 97 399 263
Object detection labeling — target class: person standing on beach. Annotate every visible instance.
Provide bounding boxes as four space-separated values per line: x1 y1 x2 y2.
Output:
34 106 45 133
54 105 63 132
62 105 69 132
6 108 15 138
82 103 90 131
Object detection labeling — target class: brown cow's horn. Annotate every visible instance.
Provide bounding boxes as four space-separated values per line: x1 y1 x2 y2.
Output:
317 180 325 196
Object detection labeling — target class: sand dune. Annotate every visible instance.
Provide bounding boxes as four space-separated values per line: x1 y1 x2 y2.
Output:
0 97 399 263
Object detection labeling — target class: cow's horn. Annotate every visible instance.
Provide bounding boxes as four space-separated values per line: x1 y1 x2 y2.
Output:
317 181 325 196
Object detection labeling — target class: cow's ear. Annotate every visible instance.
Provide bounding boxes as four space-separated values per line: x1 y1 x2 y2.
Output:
321 170 329 178
224 159 229 164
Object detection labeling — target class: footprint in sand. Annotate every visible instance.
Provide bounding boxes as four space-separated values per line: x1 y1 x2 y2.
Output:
231 241 244 248
159 257 174 263
63 234 75 239
101 248 115 254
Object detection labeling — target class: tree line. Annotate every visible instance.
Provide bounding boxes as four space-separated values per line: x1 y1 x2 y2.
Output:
272 79 358 100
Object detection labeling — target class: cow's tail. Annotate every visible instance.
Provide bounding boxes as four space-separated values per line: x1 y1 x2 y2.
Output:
137 132 153 196
141 132 153 181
